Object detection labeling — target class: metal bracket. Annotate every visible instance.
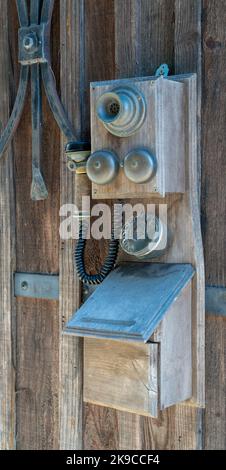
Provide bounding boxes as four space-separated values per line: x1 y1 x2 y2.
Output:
0 0 81 201
205 286 226 317
18 24 50 65
14 272 59 300
65 141 91 174
13 270 226 317
155 63 169 78
82 284 226 317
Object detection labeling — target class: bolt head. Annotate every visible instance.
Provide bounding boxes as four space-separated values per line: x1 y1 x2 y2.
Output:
67 160 77 172
21 281 29 291
23 33 38 53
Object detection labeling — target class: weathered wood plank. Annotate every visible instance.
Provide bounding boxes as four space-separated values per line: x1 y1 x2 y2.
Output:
141 405 203 450
14 1 60 449
84 339 159 417
202 0 226 449
115 0 175 78
84 404 119 450
205 315 226 449
16 299 59 450
0 0 16 450
175 0 205 408
113 0 204 451
154 283 192 410
202 0 226 287
84 406 142 450
112 0 175 451
81 0 117 450
59 0 88 450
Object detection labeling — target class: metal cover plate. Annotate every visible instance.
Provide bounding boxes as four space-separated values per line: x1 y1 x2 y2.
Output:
65 263 195 342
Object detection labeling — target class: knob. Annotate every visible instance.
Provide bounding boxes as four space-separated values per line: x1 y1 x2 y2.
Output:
123 149 156 183
96 86 146 137
86 150 119 185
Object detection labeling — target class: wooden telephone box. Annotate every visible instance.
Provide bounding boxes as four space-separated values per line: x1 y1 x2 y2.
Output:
65 73 205 417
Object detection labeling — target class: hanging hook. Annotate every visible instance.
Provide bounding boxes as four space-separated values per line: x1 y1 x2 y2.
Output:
155 63 169 78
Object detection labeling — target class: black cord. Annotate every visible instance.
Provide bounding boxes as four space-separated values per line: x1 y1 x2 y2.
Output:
74 221 119 285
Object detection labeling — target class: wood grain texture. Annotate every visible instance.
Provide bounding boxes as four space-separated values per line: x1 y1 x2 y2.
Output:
0 0 16 450
202 0 226 286
84 340 159 417
202 0 226 449
138 2 204 451
84 404 119 450
59 0 86 450
113 0 174 450
16 299 59 450
141 405 203 450
13 1 60 449
116 0 204 451
84 0 204 451
115 0 175 78
153 283 192 410
205 315 226 449
2 0 223 451
82 0 117 450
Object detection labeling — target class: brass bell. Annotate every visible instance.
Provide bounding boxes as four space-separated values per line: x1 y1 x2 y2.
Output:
86 150 120 185
123 148 157 184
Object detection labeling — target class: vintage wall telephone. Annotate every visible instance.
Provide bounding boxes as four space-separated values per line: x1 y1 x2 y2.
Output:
65 72 205 417
0 1 204 418
66 68 174 286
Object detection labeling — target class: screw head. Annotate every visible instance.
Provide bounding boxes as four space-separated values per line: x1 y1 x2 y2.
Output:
21 281 29 291
67 160 77 172
23 33 38 53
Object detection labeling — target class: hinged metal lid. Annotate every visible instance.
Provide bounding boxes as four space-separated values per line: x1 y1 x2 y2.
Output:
65 263 195 342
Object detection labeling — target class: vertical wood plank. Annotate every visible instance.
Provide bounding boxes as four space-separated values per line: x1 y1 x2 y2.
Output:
139 0 204 451
113 0 204 450
115 0 175 79
141 405 203 450
175 0 202 192
202 0 226 287
16 299 59 449
60 0 87 450
205 315 226 449
202 0 226 449
175 0 205 405
114 0 176 450
84 404 119 450
14 2 60 449
175 0 204 447
0 0 16 450
81 0 118 450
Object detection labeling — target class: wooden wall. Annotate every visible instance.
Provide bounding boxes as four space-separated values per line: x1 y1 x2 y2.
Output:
0 0 225 450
